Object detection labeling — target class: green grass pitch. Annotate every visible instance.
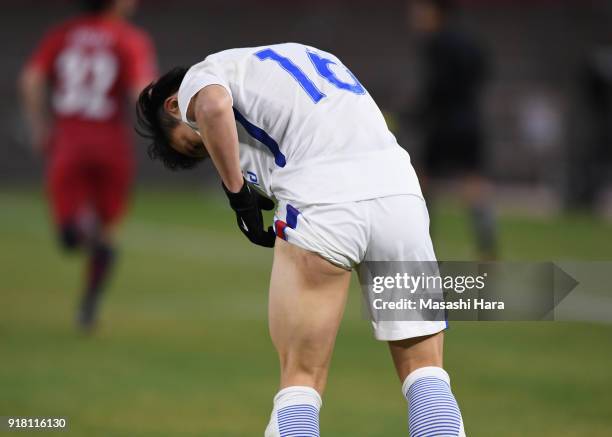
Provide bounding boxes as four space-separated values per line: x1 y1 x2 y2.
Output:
1 189 611 436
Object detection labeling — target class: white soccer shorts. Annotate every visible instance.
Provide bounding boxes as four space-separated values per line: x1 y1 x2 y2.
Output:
273 194 447 341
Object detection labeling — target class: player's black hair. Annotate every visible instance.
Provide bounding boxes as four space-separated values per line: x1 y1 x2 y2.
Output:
81 0 114 13
136 67 203 171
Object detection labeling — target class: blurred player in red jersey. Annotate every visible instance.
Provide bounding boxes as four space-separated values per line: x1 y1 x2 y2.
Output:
19 0 157 330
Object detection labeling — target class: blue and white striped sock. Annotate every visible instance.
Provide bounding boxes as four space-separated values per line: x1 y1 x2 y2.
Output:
402 367 465 437
265 386 321 437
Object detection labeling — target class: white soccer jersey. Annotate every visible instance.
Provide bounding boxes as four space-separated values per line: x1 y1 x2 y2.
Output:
178 42 422 205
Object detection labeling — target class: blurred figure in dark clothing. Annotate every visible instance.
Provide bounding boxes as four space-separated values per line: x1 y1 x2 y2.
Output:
570 45 612 211
408 0 497 259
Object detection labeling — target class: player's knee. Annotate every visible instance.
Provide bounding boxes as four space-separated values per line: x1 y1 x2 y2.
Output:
59 223 81 251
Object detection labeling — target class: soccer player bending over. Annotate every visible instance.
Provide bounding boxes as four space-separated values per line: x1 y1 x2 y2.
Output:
137 43 466 436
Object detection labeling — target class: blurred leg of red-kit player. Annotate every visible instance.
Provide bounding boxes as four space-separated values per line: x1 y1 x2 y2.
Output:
47 130 134 331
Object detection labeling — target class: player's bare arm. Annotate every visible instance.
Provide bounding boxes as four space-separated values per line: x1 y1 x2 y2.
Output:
187 85 243 192
18 66 49 154
187 85 276 246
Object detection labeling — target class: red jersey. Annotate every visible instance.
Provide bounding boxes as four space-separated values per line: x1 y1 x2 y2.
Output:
26 14 157 149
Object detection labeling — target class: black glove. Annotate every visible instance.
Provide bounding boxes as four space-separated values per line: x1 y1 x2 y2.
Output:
222 178 277 248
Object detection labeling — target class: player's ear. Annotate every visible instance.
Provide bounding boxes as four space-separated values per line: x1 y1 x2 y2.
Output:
163 94 181 119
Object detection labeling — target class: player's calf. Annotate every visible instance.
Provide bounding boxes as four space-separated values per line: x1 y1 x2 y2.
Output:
389 333 466 436
78 240 116 330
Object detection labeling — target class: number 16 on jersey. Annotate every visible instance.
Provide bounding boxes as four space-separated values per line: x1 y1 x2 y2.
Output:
254 48 365 103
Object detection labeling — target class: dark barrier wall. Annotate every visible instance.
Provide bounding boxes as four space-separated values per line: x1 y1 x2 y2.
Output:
2 0 611 188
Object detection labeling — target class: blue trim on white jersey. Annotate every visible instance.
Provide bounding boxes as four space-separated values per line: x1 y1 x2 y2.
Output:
233 107 287 167
286 204 300 229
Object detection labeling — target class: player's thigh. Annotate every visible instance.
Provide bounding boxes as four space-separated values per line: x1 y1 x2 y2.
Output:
46 154 89 227
269 238 351 374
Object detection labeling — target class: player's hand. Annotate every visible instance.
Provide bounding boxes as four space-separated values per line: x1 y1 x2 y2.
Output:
32 132 50 157
26 122 50 158
222 178 277 248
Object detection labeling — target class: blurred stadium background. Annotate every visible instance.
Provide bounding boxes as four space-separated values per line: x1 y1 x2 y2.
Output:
2 0 612 436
